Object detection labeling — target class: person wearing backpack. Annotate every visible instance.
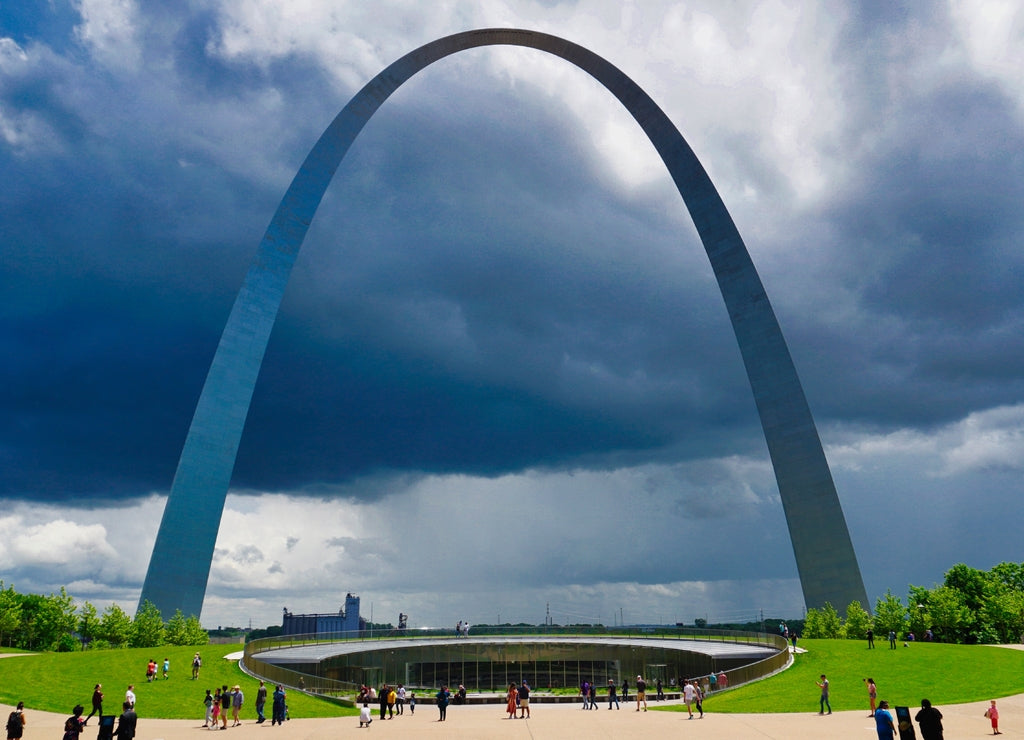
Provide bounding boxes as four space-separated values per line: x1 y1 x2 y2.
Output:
5 701 25 740
62 705 84 740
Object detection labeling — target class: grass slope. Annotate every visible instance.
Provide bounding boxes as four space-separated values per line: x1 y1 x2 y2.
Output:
4 639 1024 718
663 639 1024 714
0 644 352 719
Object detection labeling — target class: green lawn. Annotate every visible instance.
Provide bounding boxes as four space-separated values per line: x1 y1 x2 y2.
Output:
3 639 1024 718
0 644 352 719
660 638 1024 713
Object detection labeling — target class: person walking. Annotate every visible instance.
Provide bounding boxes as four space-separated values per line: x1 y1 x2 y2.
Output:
211 688 221 729
607 679 619 710
271 686 286 726
255 681 267 724
5 701 25 740
817 674 831 715
915 698 944 740
635 675 647 712
621 678 629 703
85 684 103 725
874 700 896 739
694 680 704 718
202 689 213 728
219 685 230 729
683 679 696 719
656 678 664 701
231 685 243 726
192 653 202 680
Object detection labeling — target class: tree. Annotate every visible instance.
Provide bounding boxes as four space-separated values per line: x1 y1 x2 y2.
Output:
164 610 208 646
34 587 78 651
98 604 133 648
872 590 907 638
802 603 843 638
0 582 22 648
164 610 189 646
181 615 210 646
927 586 973 643
983 590 1024 644
818 602 844 638
801 607 823 638
906 585 932 637
77 602 100 649
944 563 990 614
131 601 165 648
844 601 871 640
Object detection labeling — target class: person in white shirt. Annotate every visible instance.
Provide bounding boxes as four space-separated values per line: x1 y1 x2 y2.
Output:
359 702 372 727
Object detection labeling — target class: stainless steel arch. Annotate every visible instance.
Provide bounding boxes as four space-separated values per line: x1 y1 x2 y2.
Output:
139 28 868 619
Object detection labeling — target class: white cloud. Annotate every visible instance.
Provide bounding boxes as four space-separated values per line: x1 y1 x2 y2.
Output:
826 403 1024 477
73 0 142 71
949 0 1024 116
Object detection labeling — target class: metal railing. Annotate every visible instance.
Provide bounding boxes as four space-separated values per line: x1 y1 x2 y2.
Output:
240 625 791 705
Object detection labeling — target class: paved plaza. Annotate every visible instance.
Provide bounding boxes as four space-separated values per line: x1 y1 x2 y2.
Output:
6 691 1023 739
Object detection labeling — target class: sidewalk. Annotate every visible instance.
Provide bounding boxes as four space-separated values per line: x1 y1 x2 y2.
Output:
5 691 1021 739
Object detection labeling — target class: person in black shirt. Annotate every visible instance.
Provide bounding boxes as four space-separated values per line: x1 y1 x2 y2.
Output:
915 698 944 740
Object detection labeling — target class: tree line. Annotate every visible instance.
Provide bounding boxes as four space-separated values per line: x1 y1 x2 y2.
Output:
0 582 208 651
801 562 1024 644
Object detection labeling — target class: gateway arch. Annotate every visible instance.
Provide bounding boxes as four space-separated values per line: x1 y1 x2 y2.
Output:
139 28 868 619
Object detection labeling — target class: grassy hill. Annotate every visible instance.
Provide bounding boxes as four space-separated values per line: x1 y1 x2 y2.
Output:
0 644 351 719
3 639 1023 718
664 638 1024 713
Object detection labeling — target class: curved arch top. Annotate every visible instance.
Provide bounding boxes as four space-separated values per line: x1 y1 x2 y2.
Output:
139 28 868 618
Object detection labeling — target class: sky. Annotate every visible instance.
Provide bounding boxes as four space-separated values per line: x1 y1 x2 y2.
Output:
2 0 1023 631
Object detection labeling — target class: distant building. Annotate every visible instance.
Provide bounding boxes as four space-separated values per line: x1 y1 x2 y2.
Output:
281 593 363 636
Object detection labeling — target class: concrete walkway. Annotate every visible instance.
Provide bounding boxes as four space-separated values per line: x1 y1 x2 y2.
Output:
5 691 1021 739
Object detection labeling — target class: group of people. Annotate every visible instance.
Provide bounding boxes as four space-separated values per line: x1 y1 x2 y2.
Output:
201 684 244 729
358 683 414 722
815 673 1002 739
871 697 948 739
454 620 470 637
202 681 286 728
145 658 170 682
504 681 531 719
57 699 136 740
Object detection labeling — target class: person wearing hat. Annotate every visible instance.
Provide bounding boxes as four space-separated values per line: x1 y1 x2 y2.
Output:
874 700 896 739
231 685 244 726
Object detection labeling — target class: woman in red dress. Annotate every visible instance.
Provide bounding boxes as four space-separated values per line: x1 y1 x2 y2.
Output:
506 683 518 719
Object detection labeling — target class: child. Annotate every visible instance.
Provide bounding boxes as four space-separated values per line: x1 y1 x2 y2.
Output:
409 692 415 714
359 702 372 728
211 688 221 729
984 700 1001 735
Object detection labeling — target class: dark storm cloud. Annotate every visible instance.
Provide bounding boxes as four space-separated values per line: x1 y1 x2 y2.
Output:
3 2 1023 524
780 75 1024 431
